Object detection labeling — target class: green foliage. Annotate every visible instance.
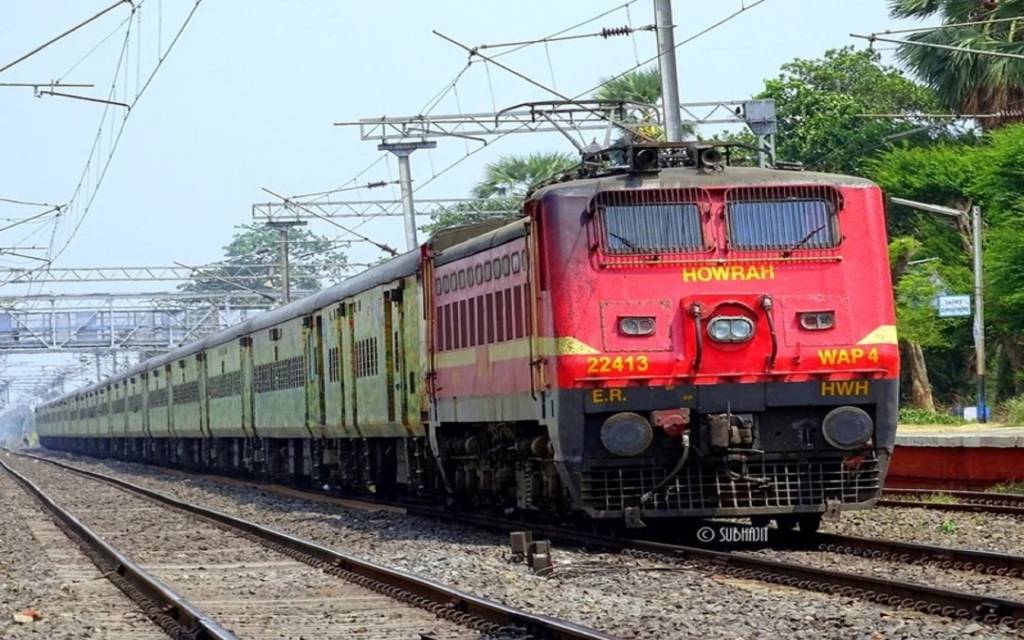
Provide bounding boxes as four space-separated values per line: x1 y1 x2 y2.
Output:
755 47 947 174
593 66 662 104
471 152 577 199
939 519 958 535
889 0 1024 120
989 481 1024 495
180 223 347 296
899 407 967 425
999 395 1024 425
419 197 521 236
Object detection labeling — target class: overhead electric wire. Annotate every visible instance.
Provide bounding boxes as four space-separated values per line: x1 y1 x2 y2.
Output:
0 0 133 75
261 187 399 256
50 0 206 265
852 32 1024 61
345 1 768 238
55 11 135 82
583 0 768 97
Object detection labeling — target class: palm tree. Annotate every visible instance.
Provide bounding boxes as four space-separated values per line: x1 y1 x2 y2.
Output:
890 0 1024 125
471 152 577 199
593 67 662 104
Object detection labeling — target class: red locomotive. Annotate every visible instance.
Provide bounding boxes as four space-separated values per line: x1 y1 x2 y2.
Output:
428 143 897 532
38 142 898 532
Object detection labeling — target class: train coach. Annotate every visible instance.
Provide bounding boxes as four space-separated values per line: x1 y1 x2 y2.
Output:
36 142 899 532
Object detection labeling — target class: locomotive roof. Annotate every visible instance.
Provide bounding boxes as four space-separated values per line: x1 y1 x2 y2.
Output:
529 165 876 201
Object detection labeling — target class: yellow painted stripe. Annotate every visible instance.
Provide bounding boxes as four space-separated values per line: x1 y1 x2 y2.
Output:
434 336 600 369
856 325 898 345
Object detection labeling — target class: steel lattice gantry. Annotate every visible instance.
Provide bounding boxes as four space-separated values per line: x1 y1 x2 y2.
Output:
0 264 333 286
0 292 279 353
251 197 522 224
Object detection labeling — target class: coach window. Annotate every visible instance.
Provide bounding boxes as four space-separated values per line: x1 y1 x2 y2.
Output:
476 297 486 345
435 277 441 292
501 256 511 277
442 275 450 293
475 264 483 284
495 290 506 341
486 293 495 343
511 253 521 273
492 258 501 279
458 270 466 289
467 267 475 288
484 261 492 281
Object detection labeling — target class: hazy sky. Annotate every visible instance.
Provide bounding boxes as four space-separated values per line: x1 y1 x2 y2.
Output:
0 1 921 398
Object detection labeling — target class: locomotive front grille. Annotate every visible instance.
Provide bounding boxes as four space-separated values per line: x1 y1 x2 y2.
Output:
579 452 882 514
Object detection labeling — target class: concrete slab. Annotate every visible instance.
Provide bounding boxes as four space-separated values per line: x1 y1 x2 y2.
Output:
895 426 1024 448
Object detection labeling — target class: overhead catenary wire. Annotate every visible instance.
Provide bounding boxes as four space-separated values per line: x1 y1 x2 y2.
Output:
0 0 133 75
49 0 206 265
345 1 769 236
260 187 399 256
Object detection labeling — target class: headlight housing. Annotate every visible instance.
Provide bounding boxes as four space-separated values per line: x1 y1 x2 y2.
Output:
618 316 656 336
707 316 755 343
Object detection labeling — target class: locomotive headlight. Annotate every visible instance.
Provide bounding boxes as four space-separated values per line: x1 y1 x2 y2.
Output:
822 406 873 450
618 316 656 336
707 316 754 343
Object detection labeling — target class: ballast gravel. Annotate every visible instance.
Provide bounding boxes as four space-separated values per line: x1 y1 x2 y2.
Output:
25 450 1024 640
0 460 161 639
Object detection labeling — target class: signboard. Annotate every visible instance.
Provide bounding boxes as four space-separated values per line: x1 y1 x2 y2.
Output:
937 294 971 318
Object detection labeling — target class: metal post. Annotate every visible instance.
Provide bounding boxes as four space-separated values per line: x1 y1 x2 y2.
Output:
278 225 291 304
379 141 437 251
267 221 305 304
653 0 683 142
972 205 986 423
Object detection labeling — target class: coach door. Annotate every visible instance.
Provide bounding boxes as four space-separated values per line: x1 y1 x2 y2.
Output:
240 336 257 438
304 314 327 438
384 286 403 428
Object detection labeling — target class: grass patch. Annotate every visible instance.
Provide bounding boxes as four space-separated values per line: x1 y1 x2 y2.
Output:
938 519 958 535
998 395 1024 426
898 408 967 425
989 481 1024 495
920 492 957 505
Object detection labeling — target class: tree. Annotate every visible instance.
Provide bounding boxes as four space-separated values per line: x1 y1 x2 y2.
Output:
592 66 696 140
869 122 1024 406
593 66 662 104
180 223 348 297
471 152 577 199
890 0 1024 126
756 47 948 174
420 198 522 236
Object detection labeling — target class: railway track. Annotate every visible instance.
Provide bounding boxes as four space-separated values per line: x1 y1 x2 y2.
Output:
881 488 1024 517
0 451 613 640
16 449 1024 632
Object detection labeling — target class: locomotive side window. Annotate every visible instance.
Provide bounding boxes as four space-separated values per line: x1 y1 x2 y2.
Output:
727 198 838 250
599 202 703 254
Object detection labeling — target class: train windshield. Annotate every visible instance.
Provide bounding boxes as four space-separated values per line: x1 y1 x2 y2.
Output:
727 198 837 250
599 202 703 254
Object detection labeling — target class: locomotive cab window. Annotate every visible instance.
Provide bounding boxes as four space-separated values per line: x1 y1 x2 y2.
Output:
595 199 704 254
726 191 840 251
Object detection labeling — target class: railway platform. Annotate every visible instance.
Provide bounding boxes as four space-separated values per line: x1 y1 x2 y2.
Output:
887 424 1024 489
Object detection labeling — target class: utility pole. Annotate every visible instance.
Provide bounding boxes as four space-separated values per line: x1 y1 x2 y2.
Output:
378 141 437 251
971 205 986 422
267 220 306 304
890 197 986 422
653 0 684 141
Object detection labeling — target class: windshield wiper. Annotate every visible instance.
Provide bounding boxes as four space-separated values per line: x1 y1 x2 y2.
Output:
608 232 638 250
782 224 827 254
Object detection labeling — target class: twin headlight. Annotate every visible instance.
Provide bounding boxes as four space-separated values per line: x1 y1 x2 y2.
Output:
707 316 754 343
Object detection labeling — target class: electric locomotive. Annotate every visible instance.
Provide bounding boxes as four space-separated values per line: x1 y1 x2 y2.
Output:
36 142 898 532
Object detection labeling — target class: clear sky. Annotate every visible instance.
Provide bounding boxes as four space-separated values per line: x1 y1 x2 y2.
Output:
0 1 921 399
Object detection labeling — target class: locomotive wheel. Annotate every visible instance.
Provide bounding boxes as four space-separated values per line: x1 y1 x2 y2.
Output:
797 514 822 534
774 515 798 531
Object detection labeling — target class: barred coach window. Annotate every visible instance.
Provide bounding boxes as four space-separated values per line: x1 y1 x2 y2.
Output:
727 199 838 250
599 202 703 254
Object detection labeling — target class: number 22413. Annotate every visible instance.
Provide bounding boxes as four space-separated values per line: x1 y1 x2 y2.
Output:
585 355 649 374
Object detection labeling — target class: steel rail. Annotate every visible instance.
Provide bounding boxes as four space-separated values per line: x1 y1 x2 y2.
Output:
881 489 1024 516
763 530 1024 577
0 455 236 640
9 451 615 640
404 509 1024 629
